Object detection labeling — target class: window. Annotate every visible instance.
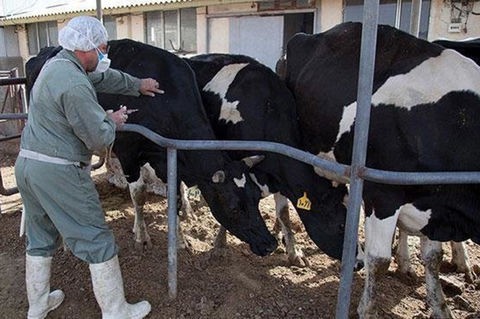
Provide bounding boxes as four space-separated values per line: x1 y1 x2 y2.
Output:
103 15 117 40
145 8 197 54
344 0 431 39
258 0 315 11
27 21 58 55
283 13 314 51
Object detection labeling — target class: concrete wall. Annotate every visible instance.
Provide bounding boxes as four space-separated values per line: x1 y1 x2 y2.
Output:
6 0 480 67
196 7 208 54
0 26 20 57
428 0 480 40
318 0 343 32
207 17 230 53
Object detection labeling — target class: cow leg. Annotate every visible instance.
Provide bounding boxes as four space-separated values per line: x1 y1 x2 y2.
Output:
105 155 128 189
449 241 475 283
179 181 195 221
211 226 228 258
420 238 453 319
358 210 398 319
128 179 152 250
273 193 308 267
395 229 417 277
175 215 189 250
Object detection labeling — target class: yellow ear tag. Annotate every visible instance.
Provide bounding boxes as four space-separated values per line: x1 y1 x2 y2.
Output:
296 192 311 211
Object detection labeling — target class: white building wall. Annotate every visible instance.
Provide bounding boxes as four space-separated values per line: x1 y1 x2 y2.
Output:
208 18 230 53
4 26 20 56
116 14 144 41
0 28 7 56
116 15 131 39
228 15 283 70
319 0 343 31
17 28 28 62
428 0 480 40
130 13 145 41
196 7 208 54
6 0 480 68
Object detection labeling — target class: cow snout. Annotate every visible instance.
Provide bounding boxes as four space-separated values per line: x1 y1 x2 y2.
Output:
249 233 278 256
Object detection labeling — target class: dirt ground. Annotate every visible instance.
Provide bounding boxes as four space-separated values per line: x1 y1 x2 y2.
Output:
1 139 480 319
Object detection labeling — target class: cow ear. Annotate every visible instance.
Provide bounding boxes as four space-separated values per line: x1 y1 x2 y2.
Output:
241 155 265 168
212 170 226 183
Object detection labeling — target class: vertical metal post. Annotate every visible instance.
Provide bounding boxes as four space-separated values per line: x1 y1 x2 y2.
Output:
409 0 422 37
96 0 103 23
335 0 379 317
167 148 178 299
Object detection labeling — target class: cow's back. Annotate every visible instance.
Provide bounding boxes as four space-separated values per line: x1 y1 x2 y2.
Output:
25 46 62 99
285 22 446 155
433 38 480 66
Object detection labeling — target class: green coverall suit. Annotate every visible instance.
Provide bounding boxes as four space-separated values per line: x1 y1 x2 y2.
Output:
15 48 141 263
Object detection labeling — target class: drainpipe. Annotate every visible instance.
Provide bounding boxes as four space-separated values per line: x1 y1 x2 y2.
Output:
96 0 103 23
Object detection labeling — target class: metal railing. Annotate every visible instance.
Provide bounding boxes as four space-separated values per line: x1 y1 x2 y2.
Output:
0 69 28 139
0 113 27 213
2 113 480 314
115 123 480 308
0 71 28 214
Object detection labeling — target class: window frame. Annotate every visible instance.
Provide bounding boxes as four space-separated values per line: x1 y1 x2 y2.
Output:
343 0 431 39
145 8 197 54
26 21 58 55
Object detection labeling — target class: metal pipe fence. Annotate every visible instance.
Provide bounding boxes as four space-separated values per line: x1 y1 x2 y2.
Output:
0 113 27 210
117 123 480 308
0 70 27 134
2 113 480 311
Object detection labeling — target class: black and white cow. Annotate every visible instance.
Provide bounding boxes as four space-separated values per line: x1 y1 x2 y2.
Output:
26 40 278 257
185 54 354 265
394 37 480 283
433 37 480 66
284 22 480 318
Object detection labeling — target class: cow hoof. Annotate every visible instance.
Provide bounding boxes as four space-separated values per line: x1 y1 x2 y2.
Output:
354 259 364 271
288 255 310 268
134 238 153 251
464 271 476 284
210 247 228 259
178 237 194 254
394 268 419 284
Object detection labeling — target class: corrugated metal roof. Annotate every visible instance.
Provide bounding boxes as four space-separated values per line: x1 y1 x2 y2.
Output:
103 0 190 9
1 0 192 22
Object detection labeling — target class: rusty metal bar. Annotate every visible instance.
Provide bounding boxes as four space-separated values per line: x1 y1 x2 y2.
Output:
0 134 21 142
0 77 27 85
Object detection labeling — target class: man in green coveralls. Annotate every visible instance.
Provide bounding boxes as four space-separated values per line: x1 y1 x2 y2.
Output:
14 16 163 319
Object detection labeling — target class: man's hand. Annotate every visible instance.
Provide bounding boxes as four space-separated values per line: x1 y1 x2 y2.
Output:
107 106 129 129
139 78 164 97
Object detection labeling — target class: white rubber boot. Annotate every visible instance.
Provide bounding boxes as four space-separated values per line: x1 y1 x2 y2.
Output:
89 255 151 319
26 254 65 319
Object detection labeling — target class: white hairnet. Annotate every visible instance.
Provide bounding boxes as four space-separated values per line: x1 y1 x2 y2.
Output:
58 16 108 51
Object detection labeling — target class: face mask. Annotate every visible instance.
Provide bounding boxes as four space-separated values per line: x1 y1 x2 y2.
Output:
93 48 111 73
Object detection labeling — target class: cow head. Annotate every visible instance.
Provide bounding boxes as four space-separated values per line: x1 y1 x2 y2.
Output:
197 159 278 256
295 178 362 267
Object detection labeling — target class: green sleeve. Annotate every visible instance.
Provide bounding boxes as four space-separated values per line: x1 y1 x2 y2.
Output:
88 68 142 96
61 83 116 152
